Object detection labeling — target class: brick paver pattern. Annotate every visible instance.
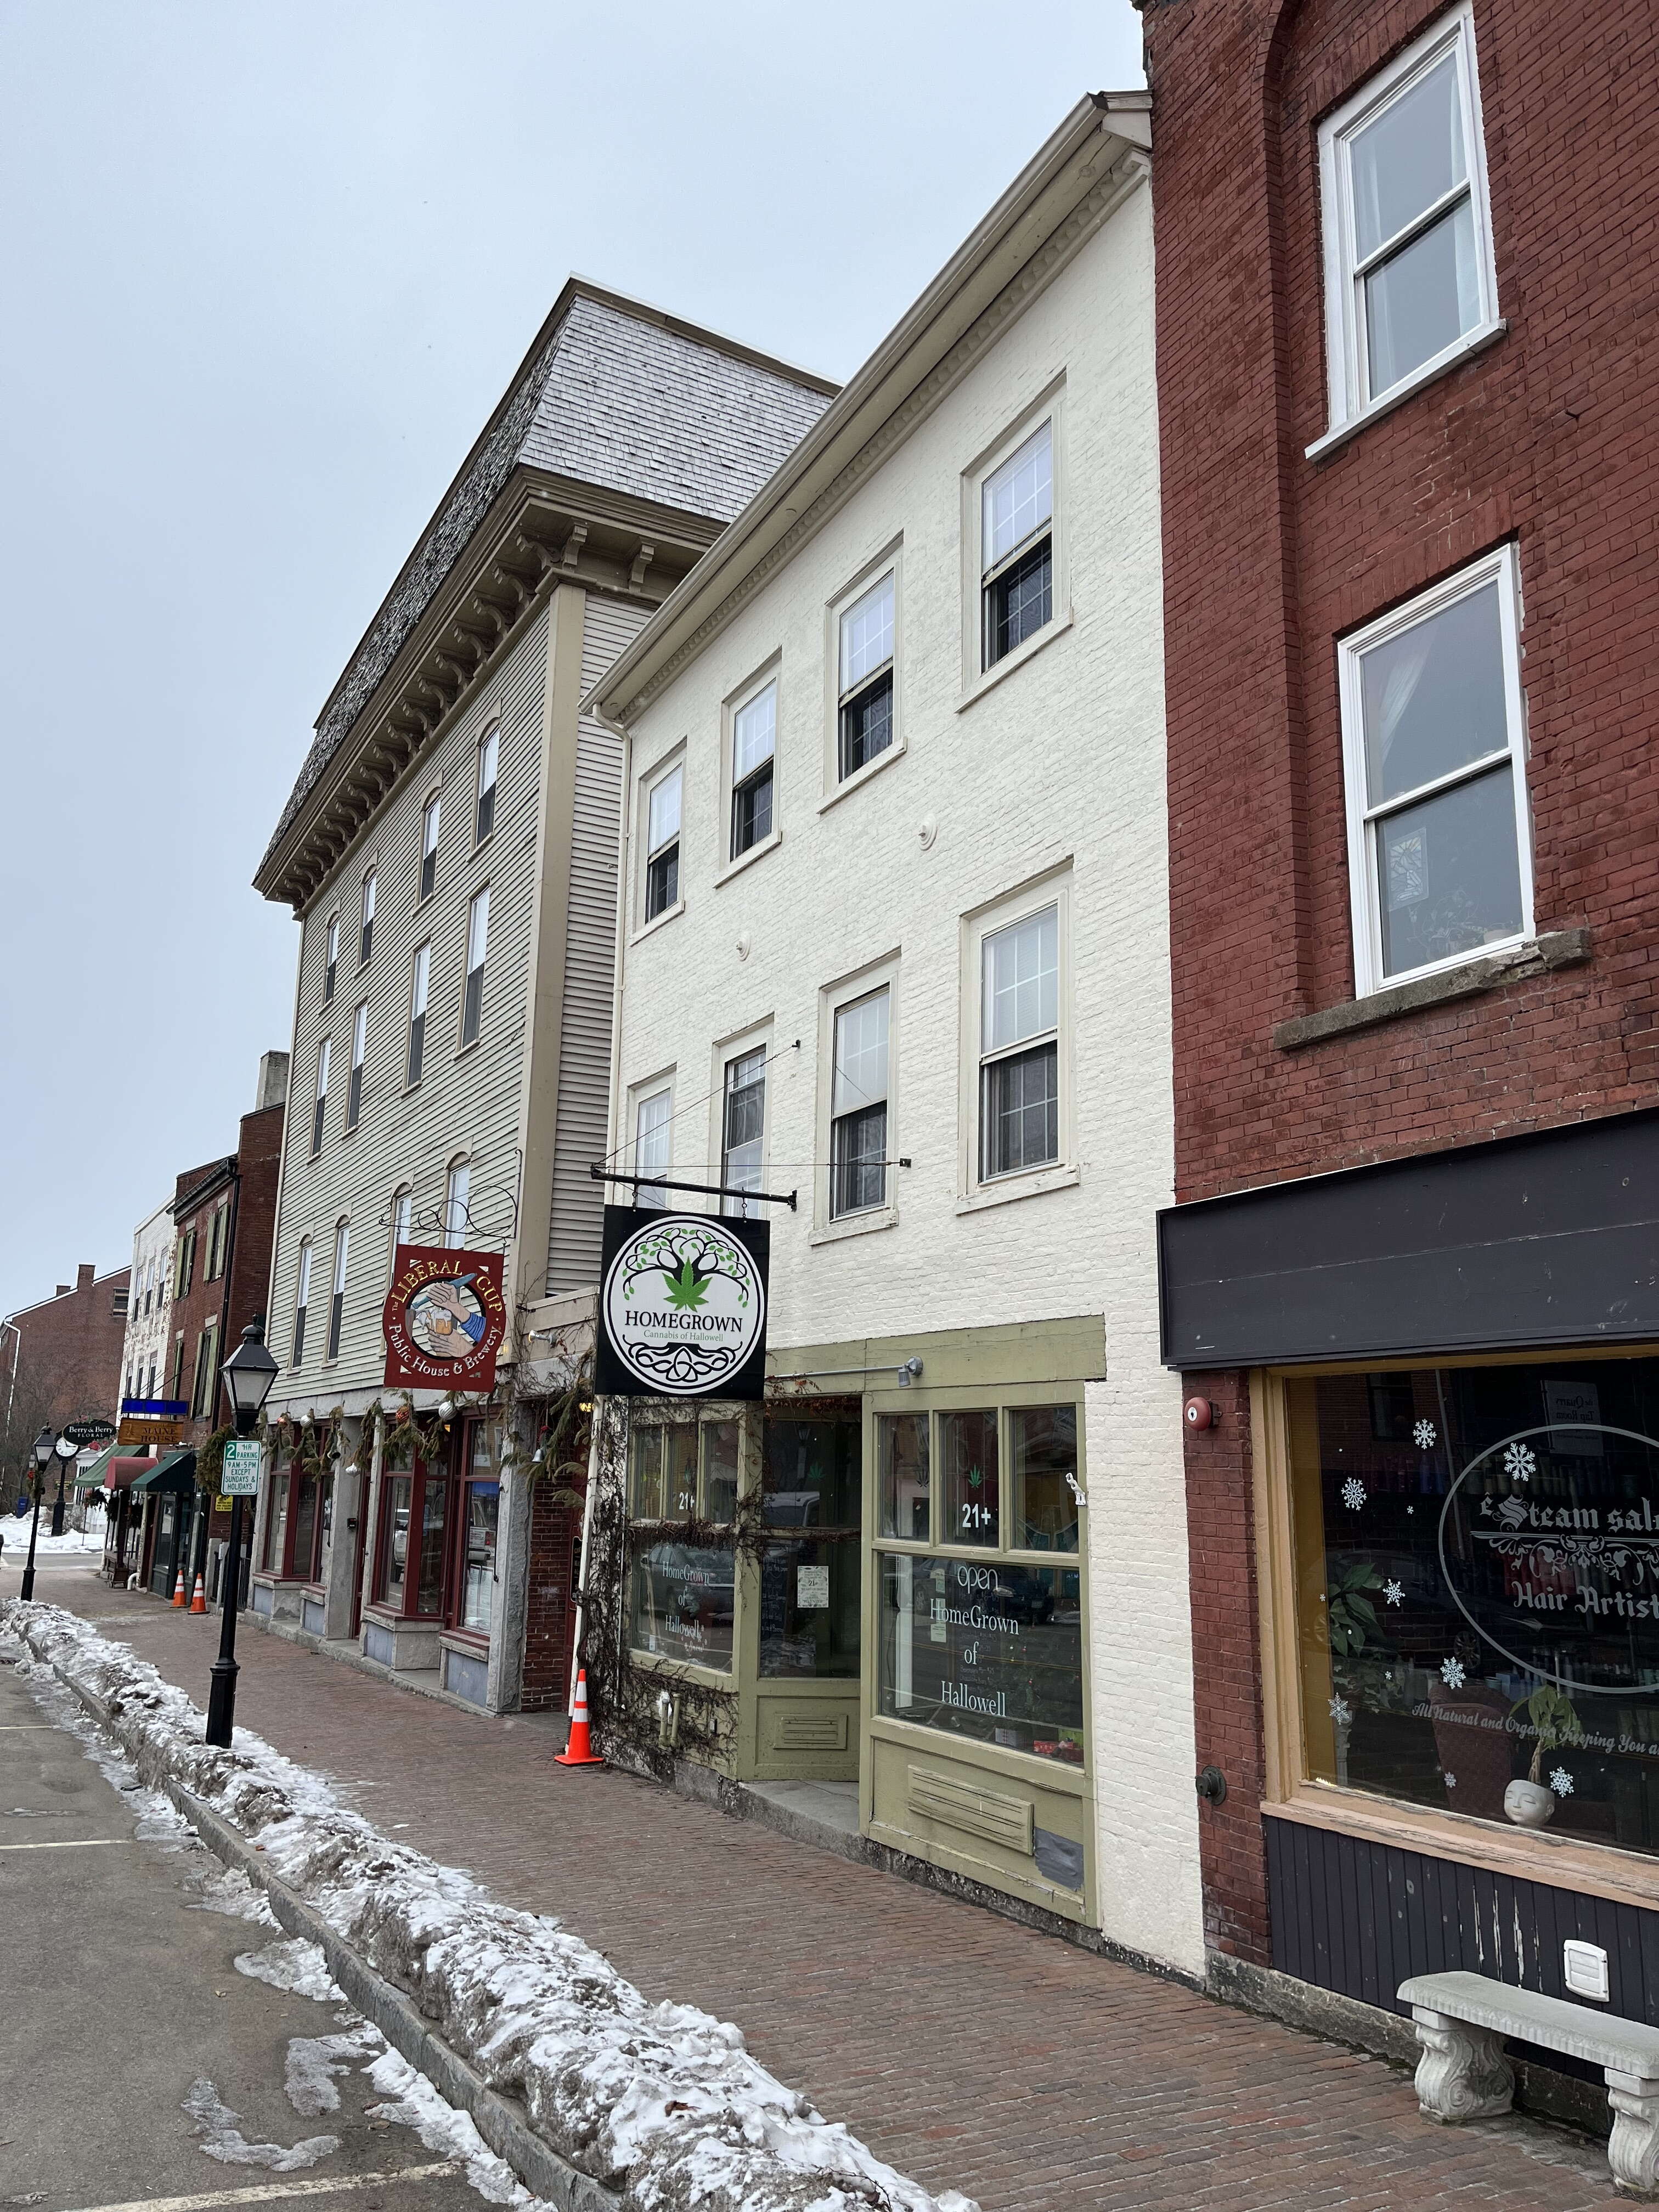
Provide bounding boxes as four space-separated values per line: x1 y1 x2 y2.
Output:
13 1568 1615 2212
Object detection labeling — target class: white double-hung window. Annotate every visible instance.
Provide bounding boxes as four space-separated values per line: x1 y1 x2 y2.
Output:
981 422 1053 669
830 989 890 1218
1340 543 1530 994
730 680 776 860
838 573 895 780
720 1047 767 1217
633 1085 673 1209
643 763 682 923
1316 5 1498 443
978 902 1060 1184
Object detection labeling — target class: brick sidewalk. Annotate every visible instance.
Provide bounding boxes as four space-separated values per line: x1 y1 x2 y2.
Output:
7 1565 1615 2211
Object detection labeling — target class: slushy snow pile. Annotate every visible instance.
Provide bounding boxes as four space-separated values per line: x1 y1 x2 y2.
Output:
3 1599 977 2212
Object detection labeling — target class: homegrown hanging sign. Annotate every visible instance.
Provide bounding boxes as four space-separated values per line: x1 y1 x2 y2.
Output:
596 1207 769 1400
382 1245 507 1393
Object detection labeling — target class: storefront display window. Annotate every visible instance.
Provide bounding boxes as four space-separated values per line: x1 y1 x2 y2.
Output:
628 1418 737 1673
460 1422 499 1634
377 1472 412 1606
291 1472 321 1583
761 1414 860 1678
262 1468 290 1573
1288 1355 1659 1857
873 1400 1085 1765
417 1480 448 1616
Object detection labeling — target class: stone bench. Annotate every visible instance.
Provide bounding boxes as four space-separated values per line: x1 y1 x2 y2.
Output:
1400 1970 1659 2197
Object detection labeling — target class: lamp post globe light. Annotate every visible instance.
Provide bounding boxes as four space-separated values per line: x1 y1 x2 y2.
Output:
48 1430 77 1539
205 1322 278 1750
20 1427 53 1602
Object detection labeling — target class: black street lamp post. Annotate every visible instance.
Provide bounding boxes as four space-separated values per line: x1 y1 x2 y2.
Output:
48 1432 75 1539
20 1427 53 1602
205 1321 276 1750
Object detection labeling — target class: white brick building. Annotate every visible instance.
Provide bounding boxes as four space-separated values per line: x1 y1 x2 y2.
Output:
589 97 1204 1974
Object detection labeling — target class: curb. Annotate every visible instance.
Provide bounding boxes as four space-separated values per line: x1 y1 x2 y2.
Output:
41 1651 619 2212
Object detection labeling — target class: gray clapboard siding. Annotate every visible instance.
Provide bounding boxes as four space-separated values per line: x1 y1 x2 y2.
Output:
544 592 646 1295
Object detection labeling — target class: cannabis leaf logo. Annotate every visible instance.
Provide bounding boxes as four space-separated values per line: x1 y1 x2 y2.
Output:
662 1257 710 1311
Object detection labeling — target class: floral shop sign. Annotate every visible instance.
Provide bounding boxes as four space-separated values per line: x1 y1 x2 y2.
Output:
1438 1422 1659 1696
382 1245 507 1392
596 1208 769 1400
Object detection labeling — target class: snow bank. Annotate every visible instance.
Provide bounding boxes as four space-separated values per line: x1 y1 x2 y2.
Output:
2 1599 977 2212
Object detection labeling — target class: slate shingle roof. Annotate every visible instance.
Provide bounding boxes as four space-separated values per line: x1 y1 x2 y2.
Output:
262 289 833 874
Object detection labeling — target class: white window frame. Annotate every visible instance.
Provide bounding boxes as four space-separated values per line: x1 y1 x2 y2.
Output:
358 864 377 967
718 660 782 882
636 748 686 934
459 884 489 1049
389 1184 414 1278
346 1000 368 1131
1339 542 1532 999
322 912 339 1005
444 1156 471 1248
629 1073 675 1209
326 1218 349 1363
311 1035 331 1156
475 719 500 847
813 954 900 1241
1313 4 1500 454
958 866 1076 1211
406 940 431 1090
419 788 441 906
960 385 1069 706
822 545 904 807
709 1022 772 1220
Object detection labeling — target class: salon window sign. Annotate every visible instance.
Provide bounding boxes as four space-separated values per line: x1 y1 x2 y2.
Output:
382 1245 507 1393
596 1207 769 1401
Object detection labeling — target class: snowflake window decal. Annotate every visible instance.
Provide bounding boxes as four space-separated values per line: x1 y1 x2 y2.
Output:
1384 1579 1404 1606
1443 1772 1457 1789
1329 1696 1352 1726
1413 1419 1437 1449
1550 1768 1574 1797
1340 1477 1367 1511
1504 1442 1537 1484
1440 1656 1466 1689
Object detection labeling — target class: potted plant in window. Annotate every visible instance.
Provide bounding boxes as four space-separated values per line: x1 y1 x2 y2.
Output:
1504 1683 1582 1829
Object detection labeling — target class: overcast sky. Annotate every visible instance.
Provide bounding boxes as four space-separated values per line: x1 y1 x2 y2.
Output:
0 0 1142 1323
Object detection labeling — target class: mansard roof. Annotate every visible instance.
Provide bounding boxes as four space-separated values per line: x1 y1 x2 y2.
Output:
258 281 835 900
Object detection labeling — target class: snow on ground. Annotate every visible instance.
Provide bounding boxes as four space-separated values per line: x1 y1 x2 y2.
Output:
3 1598 978 2212
0 1519 108 1559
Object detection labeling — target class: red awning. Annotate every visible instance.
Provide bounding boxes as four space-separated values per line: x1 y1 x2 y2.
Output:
105 1457 156 1492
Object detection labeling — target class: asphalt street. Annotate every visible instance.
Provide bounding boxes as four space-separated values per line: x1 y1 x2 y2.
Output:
0 1638 508 2212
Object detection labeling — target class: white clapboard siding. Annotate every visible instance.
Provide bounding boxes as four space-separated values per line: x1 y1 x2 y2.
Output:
544 591 647 1294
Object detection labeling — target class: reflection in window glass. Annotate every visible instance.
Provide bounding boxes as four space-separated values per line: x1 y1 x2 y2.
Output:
380 1474 411 1606
1290 1357 1659 1857
630 1540 735 1671
666 1425 699 1519
462 1482 499 1632
264 1469 290 1572
878 1553 1083 1763
939 1409 998 1547
1012 1407 1079 1553
417 1480 448 1615
703 1421 739 1522
764 1415 860 1530
760 1536 860 1678
1351 53 1466 260
630 1424 665 1521
878 1413 930 1539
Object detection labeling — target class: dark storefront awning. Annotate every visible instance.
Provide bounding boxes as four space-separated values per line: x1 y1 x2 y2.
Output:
1159 1105 1659 1369
131 1450 198 1493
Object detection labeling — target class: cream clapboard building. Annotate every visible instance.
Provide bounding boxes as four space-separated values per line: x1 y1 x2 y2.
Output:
589 94 1203 1975
250 283 832 1714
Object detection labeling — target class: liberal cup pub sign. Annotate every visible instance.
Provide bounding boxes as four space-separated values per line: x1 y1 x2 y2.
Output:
596 1209 770 1400
382 1245 509 1393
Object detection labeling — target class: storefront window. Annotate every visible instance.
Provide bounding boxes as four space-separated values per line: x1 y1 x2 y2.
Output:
291 1472 320 1583
263 1468 290 1573
628 1418 738 1673
417 1479 448 1615
761 1415 860 1678
460 1423 499 1634
1289 1356 1659 1858
379 1472 412 1606
873 1400 1086 1766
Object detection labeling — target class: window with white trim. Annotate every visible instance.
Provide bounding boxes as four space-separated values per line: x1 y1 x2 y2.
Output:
720 1047 766 1218
326 1220 348 1360
323 915 338 1004
831 988 890 1218
292 1240 312 1366
633 1084 673 1210
981 422 1053 669
359 866 376 966
475 723 499 844
1318 4 1498 438
419 792 441 905
974 898 1063 1186
346 1000 368 1130
407 941 430 1087
310 1036 330 1156
444 1158 470 1247
1340 544 1531 994
730 680 776 860
391 1185 413 1265
461 886 488 1047
643 763 681 923
838 573 895 780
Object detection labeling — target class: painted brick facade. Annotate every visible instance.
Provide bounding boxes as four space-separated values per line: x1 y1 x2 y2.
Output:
1143 0 1659 1963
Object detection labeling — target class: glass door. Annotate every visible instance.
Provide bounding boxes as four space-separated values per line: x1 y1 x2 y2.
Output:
743 1402 862 1780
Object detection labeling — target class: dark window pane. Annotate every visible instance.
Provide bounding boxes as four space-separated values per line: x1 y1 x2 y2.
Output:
839 670 893 778
407 1012 425 1087
416 1477 448 1615
940 1410 999 1547
985 538 1052 667
629 1424 664 1520
1361 581 1507 806
879 1553 1084 1765
291 1305 306 1369
1011 1406 1079 1553
731 766 773 857
764 1415 861 1529
630 1539 735 1670
703 1421 739 1522
760 1535 860 1677
476 783 495 844
324 960 335 1002
461 963 483 1047
311 1097 325 1154
646 842 678 921
291 1474 319 1582
346 1065 362 1129
878 1413 930 1540
1376 763 1522 978
419 848 435 904
981 1042 1058 1179
327 1289 343 1361
831 1102 887 1217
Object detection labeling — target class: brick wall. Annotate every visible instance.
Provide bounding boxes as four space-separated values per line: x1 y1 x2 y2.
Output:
1143 0 1659 1959
9 1262 131 1454
521 1480 582 1711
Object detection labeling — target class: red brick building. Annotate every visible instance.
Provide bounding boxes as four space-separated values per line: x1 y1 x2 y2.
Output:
1144 0 1659 2105
5 1262 130 1486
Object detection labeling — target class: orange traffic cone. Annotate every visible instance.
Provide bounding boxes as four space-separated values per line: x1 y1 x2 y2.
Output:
189 1573 206 1615
554 1668 605 1768
170 1564 188 1607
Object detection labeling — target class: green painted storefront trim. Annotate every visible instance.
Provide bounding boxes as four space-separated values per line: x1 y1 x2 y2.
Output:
766 1313 1106 1393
